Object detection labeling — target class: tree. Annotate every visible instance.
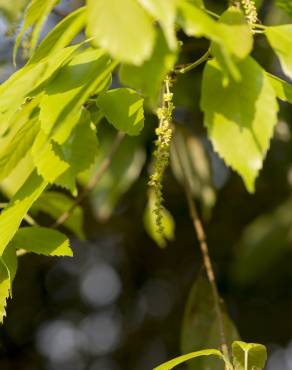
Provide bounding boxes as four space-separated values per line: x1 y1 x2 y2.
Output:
0 0 292 369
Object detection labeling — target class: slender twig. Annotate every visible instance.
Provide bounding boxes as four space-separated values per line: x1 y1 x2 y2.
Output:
174 50 211 74
52 131 125 228
172 130 230 360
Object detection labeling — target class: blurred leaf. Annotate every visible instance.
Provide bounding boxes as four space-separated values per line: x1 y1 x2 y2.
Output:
0 0 28 21
96 88 144 136
232 341 267 370
137 0 177 50
32 191 84 239
79 128 146 220
0 171 47 257
14 0 60 62
232 198 292 285
144 190 175 248
170 126 216 219
10 227 73 256
266 25 292 80
181 272 239 370
275 0 292 17
201 57 278 192
119 29 177 107
0 245 17 323
86 0 155 65
154 349 226 370
267 72 292 103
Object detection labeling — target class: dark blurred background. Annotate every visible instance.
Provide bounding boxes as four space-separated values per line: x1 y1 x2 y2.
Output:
1 0 292 369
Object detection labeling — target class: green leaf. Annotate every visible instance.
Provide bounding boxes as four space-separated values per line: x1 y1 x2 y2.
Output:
275 0 292 17
232 341 267 370
137 0 177 49
0 98 40 182
0 245 17 323
96 88 144 136
10 227 73 256
79 128 146 220
181 272 239 370
39 48 113 143
86 0 155 65
178 2 253 81
154 349 226 370
144 191 175 248
14 0 60 62
55 109 98 193
232 197 292 285
211 7 253 82
266 25 292 80
201 57 278 192
32 191 84 239
0 0 28 22
266 72 292 103
119 29 177 107
0 44 81 136
32 130 70 183
29 6 86 64
170 126 216 220
0 171 47 256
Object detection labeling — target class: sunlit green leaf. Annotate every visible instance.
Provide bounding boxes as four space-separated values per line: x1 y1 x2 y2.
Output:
201 57 278 192
96 88 144 136
232 341 267 370
29 6 86 64
211 7 253 82
266 72 292 103
0 245 17 323
14 0 60 62
55 109 98 193
39 48 113 143
0 98 40 182
86 0 155 65
137 0 177 50
266 25 292 80
154 349 226 370
0 171 47 256
10 227 73 256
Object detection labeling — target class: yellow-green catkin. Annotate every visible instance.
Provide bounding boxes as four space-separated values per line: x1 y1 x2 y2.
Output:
240 0 258 26
148 76 174 235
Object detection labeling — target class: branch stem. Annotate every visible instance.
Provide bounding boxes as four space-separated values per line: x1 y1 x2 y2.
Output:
174 50 210 74
172 131 229 360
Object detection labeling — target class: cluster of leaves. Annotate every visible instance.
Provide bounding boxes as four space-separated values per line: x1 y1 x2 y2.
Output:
0 0 292 366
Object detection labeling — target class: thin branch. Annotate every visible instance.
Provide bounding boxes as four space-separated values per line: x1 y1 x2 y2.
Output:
172 130 230 360
52 131 125 228
174 50 211 74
